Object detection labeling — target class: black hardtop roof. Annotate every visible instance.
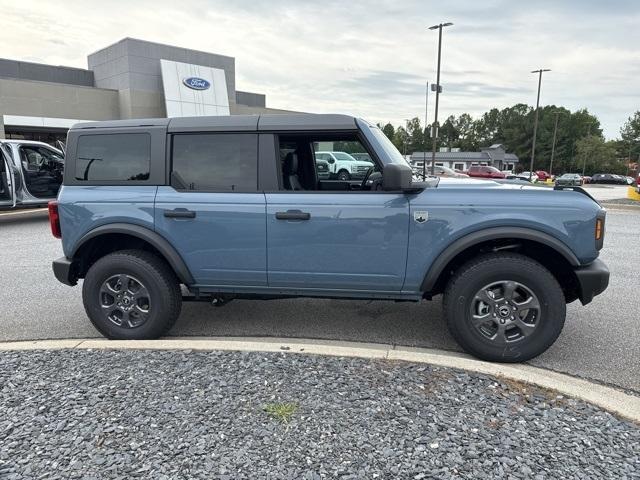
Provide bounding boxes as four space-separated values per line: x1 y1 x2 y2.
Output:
70 114 359 132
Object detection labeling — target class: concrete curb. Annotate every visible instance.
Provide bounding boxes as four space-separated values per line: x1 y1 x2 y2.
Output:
1 337 639 423
601 203 640 211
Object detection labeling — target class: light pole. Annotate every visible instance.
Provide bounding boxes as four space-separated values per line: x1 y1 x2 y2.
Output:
529 68 550 181
403 118 410 156
423 81 429 179
429 22 453 176
549 110 563 178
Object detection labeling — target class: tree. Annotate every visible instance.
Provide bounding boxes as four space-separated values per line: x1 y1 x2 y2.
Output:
381 122 395 141
620 111 640 162
575 136 623 176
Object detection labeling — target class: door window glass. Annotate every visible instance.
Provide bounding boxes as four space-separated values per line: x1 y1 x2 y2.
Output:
279 134 378 191
75 134 150 182
172 134 258 191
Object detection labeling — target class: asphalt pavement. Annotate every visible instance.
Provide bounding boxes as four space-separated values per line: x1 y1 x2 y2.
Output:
0 207 638 392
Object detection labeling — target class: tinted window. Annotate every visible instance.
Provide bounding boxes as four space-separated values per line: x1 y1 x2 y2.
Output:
75 134 150 181
172 134 257 191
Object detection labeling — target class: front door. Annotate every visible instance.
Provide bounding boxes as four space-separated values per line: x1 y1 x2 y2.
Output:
154 132 267 286
266 192 410 291
265 132 410 292
0 149 15 207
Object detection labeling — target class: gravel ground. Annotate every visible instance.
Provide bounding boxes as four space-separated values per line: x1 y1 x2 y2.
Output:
1 350 638 479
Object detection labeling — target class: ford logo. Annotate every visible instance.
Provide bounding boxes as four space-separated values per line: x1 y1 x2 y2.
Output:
182 77 211 90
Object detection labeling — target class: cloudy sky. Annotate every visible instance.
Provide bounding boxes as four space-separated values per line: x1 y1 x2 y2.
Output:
1 0 638 138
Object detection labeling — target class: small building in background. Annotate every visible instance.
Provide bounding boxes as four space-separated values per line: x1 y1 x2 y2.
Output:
410 144 519 172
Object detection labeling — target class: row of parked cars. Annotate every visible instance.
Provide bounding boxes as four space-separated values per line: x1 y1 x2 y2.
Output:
407 162 639 187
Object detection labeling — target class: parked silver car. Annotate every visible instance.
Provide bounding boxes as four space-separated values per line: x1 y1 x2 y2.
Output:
0 140 64 209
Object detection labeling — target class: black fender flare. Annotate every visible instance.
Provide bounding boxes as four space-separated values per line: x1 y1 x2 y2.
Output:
71 223 195 285
420 227 580 293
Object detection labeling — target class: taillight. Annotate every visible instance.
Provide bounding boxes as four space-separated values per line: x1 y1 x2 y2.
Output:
595 211 606 250
48 201 61 238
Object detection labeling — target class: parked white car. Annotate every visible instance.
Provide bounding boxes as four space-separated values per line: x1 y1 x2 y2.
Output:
1 140 64 209
315 151 374 180
518 171 539 182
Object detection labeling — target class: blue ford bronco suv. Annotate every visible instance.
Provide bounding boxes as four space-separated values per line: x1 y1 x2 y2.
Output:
49 114 609 362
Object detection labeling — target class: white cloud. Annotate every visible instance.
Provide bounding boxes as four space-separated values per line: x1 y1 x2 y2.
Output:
0 0 638 137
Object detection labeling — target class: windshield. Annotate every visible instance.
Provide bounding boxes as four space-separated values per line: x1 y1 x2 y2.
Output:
367 126 412 168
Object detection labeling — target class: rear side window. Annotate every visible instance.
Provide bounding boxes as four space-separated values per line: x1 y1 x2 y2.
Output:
75 134 150 181
171 133 258 191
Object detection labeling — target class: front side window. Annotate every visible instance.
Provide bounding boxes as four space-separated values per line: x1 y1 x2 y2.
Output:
172 133 257 191
75 134 150 182
279 133 379 191
19 146 64 172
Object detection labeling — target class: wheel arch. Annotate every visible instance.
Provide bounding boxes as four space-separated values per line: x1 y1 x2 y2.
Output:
71 223 195 285
421 227 581 302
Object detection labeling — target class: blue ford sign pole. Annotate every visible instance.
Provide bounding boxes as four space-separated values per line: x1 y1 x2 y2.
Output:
182 77 211 90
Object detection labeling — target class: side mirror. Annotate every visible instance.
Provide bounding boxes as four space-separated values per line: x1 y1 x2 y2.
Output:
328 158 335 165
383 163 413 191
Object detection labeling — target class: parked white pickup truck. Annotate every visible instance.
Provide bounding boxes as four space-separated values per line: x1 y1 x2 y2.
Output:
315 151 374 180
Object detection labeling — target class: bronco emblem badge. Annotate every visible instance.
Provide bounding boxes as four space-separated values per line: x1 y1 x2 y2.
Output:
414 211 428 223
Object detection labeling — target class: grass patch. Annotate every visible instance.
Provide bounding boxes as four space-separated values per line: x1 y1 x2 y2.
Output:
264 402 298 423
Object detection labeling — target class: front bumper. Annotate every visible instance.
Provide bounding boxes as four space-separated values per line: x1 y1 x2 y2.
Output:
52 256 77 286
574 258 609 305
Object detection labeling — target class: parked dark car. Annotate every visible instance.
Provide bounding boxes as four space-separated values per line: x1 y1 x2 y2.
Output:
315 159 330 179
591 173 627 185
555 173 583 187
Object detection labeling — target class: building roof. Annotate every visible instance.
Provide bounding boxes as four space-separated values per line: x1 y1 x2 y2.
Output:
411 149 519 163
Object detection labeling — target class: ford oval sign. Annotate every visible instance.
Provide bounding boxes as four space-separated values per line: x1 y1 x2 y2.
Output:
182 77 211 90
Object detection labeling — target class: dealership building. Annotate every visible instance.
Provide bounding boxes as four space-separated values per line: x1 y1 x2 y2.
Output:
0 38 292 144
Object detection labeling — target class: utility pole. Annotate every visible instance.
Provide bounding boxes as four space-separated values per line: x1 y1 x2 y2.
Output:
529 68 550 181
403 118 410 157
429 22 453 176
549 111 562 177
423 81 429 179
581 123 593 177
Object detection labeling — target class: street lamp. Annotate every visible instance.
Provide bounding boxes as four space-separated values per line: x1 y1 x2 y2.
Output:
403 118 411 156
529 68 551 181
549 110 563 178
429 22 453 176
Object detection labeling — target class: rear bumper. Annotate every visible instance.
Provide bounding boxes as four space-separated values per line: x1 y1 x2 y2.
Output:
52 256 77 286
574 258 609 305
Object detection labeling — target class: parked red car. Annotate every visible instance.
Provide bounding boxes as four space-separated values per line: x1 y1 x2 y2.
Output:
466 165 506 179
535 170 551 181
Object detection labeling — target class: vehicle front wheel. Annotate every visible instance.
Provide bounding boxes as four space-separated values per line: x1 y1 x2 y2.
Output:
443 253 565 362
337 170 351 181
82 250 182 340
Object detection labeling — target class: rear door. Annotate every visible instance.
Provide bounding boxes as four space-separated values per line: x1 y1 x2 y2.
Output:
155 132 267 287
0 147 15 207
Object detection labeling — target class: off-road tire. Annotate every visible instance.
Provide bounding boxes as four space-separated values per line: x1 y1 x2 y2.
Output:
337 170 351 181
82 249 182 339
443 252 566 362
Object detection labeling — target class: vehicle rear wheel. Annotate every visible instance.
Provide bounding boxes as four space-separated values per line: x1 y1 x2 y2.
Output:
337 170 351 181
443 253 565 362
82 249 182 339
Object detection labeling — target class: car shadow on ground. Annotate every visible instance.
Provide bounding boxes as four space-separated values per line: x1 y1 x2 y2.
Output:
171 297 460 351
